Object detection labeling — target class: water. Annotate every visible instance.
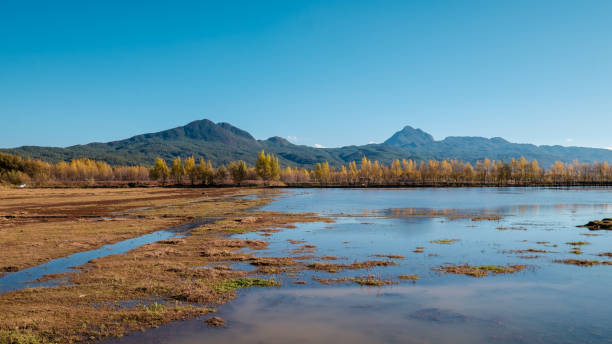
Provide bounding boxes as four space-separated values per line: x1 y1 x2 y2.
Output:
0 220 209 294
97 188 612 343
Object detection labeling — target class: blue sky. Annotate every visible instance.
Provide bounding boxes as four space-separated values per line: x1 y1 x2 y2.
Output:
1 0 611 149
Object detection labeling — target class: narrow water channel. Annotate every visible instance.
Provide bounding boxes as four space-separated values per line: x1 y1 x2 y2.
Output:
0 218 213 294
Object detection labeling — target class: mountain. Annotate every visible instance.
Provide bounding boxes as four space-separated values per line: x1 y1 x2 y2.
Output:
2 119 612 167
384 126 434 147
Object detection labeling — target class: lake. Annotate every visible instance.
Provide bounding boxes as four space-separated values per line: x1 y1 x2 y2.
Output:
106 187 612 344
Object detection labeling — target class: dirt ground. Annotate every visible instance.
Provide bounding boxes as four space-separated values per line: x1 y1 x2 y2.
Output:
0 187 262 273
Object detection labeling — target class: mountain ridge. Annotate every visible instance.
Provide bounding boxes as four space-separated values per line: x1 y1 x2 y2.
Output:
2 119 611 167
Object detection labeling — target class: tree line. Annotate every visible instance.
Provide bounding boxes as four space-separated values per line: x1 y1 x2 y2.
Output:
0 153 148 186
2 151 612 186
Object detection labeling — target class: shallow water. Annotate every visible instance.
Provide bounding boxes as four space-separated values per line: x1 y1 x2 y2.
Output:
102 188 612 343
0 219 210 294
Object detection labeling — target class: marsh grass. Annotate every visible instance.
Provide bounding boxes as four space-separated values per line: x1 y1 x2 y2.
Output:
350 275 398 287
554 259 612 266
566 241 590 246
306 260 397 273
434 264 527 277
430 239 459 245
0 329 41 344
372 254 405 259
213 278 280 293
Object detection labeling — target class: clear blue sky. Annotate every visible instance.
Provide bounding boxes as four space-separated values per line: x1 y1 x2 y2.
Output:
1 0 611 149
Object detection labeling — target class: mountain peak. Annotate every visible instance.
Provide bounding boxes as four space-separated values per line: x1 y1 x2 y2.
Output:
384 125 435 148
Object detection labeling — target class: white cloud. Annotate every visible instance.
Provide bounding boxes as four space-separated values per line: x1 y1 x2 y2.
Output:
368 141 377 144
604 147 612 150
287 136 298 143
313 144 325 148
565 138 574 143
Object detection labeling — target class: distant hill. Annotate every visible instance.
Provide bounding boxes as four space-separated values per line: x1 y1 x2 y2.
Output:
2 119 612 167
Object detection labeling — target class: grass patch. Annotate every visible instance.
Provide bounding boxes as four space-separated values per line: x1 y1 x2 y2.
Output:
306 260 397 273
434 264 526 277
570 247 582 255
579 218 612 230
213 278 280 293
504 248 550 254
0 329 42 344
566 241 590 246
372 254 405 259
430 239 459 245
554 259 612 266
398 274 419 281
350 275 398 287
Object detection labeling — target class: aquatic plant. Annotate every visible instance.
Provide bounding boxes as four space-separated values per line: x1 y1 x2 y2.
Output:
434 264 526 277
554 259 612 266
430 239 459 245
213 278 280 293
566 241 590 246
372 254 405 259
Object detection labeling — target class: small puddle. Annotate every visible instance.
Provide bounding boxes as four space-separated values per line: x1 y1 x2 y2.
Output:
0 218 216 294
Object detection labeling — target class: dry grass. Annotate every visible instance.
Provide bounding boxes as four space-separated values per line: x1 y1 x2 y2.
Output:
371 254 405 259
579 218 612 230
306 260 397 273
350 275 398 287
205 316 226 327
566 241 590 246
398 274 419 281
0 188 329 344
503 248 550 254
434 264 527 277
312 275 398 287
430 239 459 245
0 188 272 273
554 259 612 266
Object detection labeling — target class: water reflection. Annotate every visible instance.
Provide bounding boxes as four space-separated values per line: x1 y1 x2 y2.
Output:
105 188 612 344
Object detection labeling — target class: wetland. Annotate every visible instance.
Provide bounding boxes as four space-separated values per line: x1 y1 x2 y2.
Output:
1 187 612 343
